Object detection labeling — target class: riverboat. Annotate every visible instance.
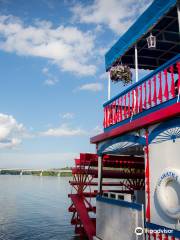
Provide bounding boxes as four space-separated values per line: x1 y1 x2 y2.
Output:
69 0 180 239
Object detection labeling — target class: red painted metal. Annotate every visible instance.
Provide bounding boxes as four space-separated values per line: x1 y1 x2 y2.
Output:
103 107 107 128
158 233 163 240
177 62 180 96
148 79 152 107
144 81 147 109
139 85 143 112
69 153 145 239
76 160 144 169
119 97 122 122
135 87 139 113
69 205 96 213
128 92 131 117
158 72 163 103
153 76 157 105
70 181 132 187
164 234 169 240
75 155 144 166
170 66 175 98
153 232 156 239
91 103 180 144
109 104 113 126
72 168 144 179
132 90 135 115
115 100 118 124
164 69 169 101
70 194 96 240
112 101 117 124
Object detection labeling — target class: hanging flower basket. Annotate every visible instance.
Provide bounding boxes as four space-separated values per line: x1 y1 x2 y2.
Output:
110 64 132 85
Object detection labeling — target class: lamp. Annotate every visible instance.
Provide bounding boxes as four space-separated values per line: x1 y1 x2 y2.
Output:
146 33 156 49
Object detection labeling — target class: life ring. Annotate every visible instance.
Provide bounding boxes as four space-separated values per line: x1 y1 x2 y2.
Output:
156 169 180 219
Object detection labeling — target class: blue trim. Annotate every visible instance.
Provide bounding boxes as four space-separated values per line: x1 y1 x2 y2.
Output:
145 222 180 238
104 97 177 132
149 117 180 143
97 134 145 155
96 195 142 211
105 0 177 70
104 54 180 107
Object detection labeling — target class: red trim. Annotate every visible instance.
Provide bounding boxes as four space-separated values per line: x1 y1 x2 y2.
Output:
69 194 96 240
90 102 180 144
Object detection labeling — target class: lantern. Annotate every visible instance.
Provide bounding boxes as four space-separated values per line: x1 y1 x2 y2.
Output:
146 33 156 49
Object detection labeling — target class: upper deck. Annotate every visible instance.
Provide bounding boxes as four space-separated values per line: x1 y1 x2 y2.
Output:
91 0 180 144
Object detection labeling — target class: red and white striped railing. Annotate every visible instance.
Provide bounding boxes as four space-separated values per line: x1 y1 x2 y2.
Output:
103 55 180 129
145 232 178 240
144 222 180 240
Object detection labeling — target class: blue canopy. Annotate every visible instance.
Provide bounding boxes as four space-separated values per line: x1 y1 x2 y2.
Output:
105 0 178 71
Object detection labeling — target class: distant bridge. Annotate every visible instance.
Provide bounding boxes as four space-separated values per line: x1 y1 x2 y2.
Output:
0 168 72 176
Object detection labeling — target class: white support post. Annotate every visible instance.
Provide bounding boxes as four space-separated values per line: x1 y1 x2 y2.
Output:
108 72 111 100
177 0 180 33
98 156 103 195
135 44 139 83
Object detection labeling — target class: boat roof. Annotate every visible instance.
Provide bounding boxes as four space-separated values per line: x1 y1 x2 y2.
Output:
105 0 179 71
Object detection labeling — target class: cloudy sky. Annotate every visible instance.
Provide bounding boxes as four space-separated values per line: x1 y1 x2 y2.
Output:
0 0 152 169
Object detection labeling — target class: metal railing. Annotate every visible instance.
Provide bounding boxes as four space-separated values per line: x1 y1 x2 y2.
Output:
103 55 180 129
144 222 180 239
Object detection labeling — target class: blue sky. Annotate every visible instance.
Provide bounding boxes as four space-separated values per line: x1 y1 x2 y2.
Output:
0 0 152 169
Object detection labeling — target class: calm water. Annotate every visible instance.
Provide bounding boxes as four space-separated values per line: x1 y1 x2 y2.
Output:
0 175 81 240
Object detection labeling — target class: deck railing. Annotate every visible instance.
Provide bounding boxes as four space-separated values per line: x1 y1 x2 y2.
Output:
103 55 180 129
144 222 180 239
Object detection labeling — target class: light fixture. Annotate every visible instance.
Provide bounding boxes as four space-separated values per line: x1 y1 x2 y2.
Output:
146 33 156 49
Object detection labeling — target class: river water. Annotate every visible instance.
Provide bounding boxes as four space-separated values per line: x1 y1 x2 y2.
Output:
0 175 81 240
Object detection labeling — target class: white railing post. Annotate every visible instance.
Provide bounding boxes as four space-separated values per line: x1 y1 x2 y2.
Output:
108 72 111 100
135 44 139 83
177 0 180 33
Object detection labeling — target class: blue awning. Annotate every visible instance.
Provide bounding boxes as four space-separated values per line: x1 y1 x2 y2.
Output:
105 0 178 71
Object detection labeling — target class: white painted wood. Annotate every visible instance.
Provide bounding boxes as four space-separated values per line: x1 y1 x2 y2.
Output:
98 156 103 195
108 72 111 100
135 44 139 82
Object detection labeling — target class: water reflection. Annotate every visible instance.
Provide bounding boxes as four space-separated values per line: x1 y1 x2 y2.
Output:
0 175 84 240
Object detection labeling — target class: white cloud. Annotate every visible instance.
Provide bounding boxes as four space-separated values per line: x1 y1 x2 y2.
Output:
0 15 96 76
40 123 103 139
41 124 86 137
0 113 25 148
42 67 58 86
99 72 107 80
61 112 74 120
44 78 58 86
92 125 102 135
42 67 49 74
71 0 152 34
78 82 103 92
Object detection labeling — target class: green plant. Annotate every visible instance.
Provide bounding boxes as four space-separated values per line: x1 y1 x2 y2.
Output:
110 64 132 85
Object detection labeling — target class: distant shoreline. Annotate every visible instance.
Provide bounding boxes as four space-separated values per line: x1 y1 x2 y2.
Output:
0 169 72 177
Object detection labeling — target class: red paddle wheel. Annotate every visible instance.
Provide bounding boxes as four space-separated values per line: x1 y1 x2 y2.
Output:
68 153 145 239
68 153 97 239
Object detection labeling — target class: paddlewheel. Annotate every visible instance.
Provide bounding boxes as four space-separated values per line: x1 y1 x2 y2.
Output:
68 153 97 240
68 153 145 240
